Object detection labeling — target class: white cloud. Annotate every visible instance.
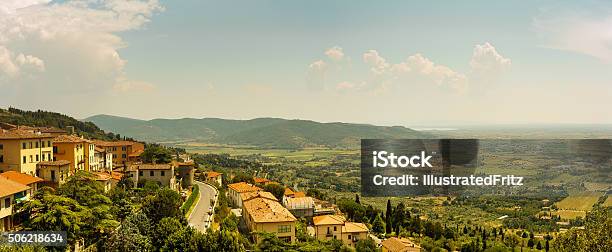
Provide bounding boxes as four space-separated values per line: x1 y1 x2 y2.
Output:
363 50 389 75
0 46 45 77
0 0 163 91
325 46 344 61
470 42 511 73
534 10 612 62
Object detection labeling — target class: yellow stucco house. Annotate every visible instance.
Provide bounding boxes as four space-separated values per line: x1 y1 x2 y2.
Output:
313 215 369 247
36 160 71 186
242 196 297 243
227 182 262 208
0 176 30 231
0 129 54 176
53 135 89 172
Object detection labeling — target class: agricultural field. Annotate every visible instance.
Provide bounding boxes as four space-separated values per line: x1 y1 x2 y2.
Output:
553 209 587 220
555 191 603 211
603 196 612 207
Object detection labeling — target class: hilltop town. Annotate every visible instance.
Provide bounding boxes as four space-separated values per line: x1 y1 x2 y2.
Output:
1 109 610 252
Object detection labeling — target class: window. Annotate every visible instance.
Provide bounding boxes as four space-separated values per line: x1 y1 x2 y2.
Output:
113 154 117 158
348 235 351 240
42 154 45 161
161 171 165 176
51 170 56 181
0 144 3 149
150 171 154 176
334 226 337 231
29 142 32 148
139 171 143 176
47 141 51 147
0 155 3 163
22 142 26 149
23 156 26 164
112 147 117 151
278 225 291 233
122 146 126 151
35 142 39 148
48 154 51 161
36 155 39 162
122 154 126 158
4 198 10 208
29 155 33 163
53 146 58 153
41 141 45 148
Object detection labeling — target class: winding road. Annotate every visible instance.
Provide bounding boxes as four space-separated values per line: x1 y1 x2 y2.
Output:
188 181 218 233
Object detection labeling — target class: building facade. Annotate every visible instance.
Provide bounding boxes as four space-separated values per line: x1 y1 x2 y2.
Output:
227 182 262 208
36 160 71 186
0 129 54 176
0 176 29 231
52 135 88 172
242 196 297 243
313 215 369 247
126 164 177 189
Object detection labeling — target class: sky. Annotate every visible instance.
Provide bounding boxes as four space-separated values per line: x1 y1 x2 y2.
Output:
0 0 611 126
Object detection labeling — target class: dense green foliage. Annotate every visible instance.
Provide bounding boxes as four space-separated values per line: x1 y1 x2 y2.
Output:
0 107 124 140
180 184 199 215
86 114 427 148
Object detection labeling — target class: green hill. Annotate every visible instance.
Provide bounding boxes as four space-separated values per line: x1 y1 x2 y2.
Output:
0 108 121 140
85 114 427 148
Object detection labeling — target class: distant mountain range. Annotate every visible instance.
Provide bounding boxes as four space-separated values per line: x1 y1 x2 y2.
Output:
84 114 428 148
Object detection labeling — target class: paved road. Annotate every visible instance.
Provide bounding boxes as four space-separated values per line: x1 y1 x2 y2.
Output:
188 181 218 233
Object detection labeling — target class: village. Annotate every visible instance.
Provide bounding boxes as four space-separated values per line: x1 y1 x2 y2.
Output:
0 123 422 251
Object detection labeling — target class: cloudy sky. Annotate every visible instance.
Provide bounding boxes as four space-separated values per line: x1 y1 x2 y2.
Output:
1 0 611 126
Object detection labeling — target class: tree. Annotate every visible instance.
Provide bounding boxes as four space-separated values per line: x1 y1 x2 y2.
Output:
372 214 385 234
536 240 543 250
143 188 183 223
385 199 392 234
527 238 535 248
140 144 173 164
153 217 183 248
162 226 200 252
103 212 153 251
354 238 377 252
256 232 287 252
231 172 255 184
504 234 520 252
553 206 611 252
263 183 285 201
221 214 239 232
355 194 360 204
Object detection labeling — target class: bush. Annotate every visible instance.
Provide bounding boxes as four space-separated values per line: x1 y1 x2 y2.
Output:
181 184 199 215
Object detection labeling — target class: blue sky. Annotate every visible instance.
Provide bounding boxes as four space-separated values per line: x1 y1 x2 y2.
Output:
0 0 611 125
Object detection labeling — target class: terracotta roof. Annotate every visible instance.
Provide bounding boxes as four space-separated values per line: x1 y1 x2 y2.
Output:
342 222 368 233
53 134 89 143
93 140 139 147
128 163 173 171
0 176 30 198
241 191 278 202
37 160 71 166
206 171 222 178
293 191 306 198
284 196 315 210
0 171 43 185
254 177 270 184
284 188 295 196
313 215 346 225
91 172 112 181
228 182 261 193
243 197 297 223
128 149 144 157
381 237 421 252
0 129 53 140
111 172 123 181
94 147 105 152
